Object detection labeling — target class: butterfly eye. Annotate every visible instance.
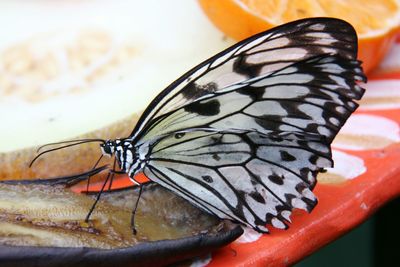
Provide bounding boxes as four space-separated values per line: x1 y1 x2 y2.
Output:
100 141 115 156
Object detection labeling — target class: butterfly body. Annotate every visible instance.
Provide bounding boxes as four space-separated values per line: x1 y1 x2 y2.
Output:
38 18 365 233
101 139 150 179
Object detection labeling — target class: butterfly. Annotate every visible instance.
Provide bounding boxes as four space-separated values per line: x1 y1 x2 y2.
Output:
32 18 366 233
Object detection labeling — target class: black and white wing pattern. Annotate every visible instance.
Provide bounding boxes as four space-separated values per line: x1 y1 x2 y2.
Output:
124 18 366 232
143 130 331 232
139 55 365 145
130 18 363 142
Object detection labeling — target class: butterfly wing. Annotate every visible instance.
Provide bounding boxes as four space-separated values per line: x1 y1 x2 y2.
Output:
128 18 366 232
143 130 331 232
139 54 365 145
130 18 362 141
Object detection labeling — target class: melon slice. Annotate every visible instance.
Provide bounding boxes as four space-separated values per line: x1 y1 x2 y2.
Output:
0 0 233 179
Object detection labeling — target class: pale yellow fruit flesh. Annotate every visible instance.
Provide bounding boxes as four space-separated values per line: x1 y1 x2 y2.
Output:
0 183 221 248
0 0 233 179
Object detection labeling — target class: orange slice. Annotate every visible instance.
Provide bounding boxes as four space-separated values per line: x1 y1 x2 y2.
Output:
199 0 400 73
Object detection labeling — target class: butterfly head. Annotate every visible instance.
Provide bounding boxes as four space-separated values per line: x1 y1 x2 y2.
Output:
100 139 117 157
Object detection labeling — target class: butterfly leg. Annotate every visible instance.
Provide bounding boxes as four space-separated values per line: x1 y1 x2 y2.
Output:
107 158 118 190
86 154 104 193
85 169 114 222
130 179 143 235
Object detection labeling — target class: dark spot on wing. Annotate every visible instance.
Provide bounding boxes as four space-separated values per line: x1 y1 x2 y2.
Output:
174 132 185 139
202 175 213 183
181 81 218 101
212 153 221 161
265 213 274 224
211 135 222 144
302 197 317 212
295 182 308 193
233 55 260 78
269 135 284 142
309 155 319 164
250 178 258 186
300 168 313 184
254 116 282 131
280 150 296 161
284 193 296 207
237 86 265 100
249 191 265 203
184 99 221 116
268 173 284 185
275 205 287 213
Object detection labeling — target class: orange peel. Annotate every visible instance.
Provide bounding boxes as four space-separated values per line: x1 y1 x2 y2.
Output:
199 0 400 73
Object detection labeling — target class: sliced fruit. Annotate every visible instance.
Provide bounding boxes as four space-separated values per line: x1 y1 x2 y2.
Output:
0 0 233 179
0 182 220 247
199 0 400 73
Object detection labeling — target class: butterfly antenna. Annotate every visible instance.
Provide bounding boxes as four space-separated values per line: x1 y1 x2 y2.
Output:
36 139 106 152
29 139 105 168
